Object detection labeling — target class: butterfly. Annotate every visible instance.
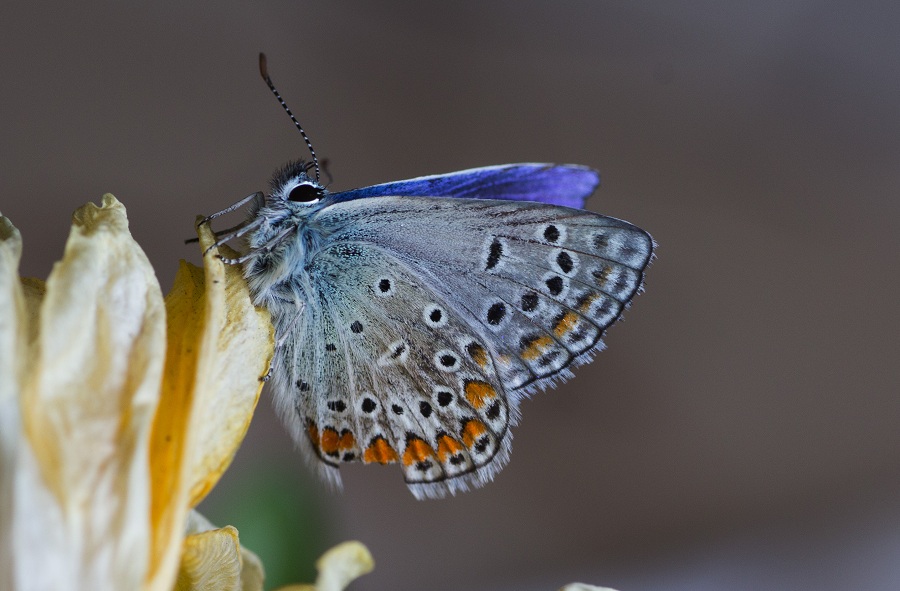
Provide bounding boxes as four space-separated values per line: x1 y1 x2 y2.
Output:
199 55 655 499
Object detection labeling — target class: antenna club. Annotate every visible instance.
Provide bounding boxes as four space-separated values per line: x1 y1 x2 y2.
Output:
259 53 269 80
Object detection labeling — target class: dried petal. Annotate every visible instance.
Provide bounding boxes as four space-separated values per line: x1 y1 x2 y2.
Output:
147 221 273 591
175 526 243 591
273 542 374 591
13 195 166 590
179 511 265 591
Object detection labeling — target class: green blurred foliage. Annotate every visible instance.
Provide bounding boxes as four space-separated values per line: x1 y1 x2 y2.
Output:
198 458 329 589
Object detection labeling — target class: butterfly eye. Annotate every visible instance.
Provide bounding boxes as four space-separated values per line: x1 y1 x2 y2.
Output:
287 183 323 203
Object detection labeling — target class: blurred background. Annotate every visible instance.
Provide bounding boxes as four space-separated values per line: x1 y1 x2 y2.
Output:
2 2 899 590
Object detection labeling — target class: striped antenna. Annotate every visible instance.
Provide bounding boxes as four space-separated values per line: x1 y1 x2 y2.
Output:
259 53 320 183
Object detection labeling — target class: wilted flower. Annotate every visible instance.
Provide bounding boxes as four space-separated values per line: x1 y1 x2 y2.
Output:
0 195 372 591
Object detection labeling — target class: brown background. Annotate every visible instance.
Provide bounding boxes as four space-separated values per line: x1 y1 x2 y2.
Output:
2 3 899 590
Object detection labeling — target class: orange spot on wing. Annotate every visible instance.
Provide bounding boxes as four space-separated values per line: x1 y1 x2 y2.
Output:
402 437 436 467
306 421 319 445
339 429 355 450
468 343 489 368
521 335 553 361
437 434 464 462
321 427 340 455
553 311 579 338
364 437 398 464
461 419 488 448
464 380 497 409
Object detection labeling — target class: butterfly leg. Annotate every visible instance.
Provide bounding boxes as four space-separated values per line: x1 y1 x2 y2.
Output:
202 217 264 255
196 191 265 226
186 217 263 245
218 222 297 265
187 191 265 244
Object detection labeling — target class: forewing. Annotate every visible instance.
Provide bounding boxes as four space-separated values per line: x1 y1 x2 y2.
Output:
330 164 599 208
281 196 653 496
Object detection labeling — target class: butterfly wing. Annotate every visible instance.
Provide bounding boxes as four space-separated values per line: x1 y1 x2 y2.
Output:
272 241 515 498
330 163 600 208
272 193 653 499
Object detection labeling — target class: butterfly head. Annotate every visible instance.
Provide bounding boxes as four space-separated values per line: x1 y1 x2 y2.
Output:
269 159 327 206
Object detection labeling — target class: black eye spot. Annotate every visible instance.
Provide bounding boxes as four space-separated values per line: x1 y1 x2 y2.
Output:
486 400 502 420
327 400 347 412
350 320 363 334
437 390 453 406
361 398 376 413
378 278 392 293
423 304 447 327
419 401 433 418
545 276 564 296
487 302 506 325
325 343 337 351
439 354 457 367
287 183 323 202
391 404 404 415
544 225 560 242
556 251 574 274
296 380 310 392
485 238 503 270
520 292 539 312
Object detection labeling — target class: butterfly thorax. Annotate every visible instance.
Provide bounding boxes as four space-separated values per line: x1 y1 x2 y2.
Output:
242 161 329 308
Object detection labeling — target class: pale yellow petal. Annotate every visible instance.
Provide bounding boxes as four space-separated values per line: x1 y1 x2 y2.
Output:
175 525 242 591
0 213 27 591
14 195 166 590
239 544 265 591
274 542 374 591
186 236 273 505
177 512 265 591
147 221 273 591
313 542 374 591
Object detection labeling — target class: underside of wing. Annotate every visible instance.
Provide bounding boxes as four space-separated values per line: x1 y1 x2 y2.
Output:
314 196 654 394
270 242 521 499
270 195 653 498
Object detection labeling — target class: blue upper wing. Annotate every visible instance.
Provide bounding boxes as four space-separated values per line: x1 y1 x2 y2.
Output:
329 163 599 209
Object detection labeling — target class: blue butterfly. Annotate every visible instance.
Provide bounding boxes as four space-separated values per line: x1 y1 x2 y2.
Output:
200 55 654 499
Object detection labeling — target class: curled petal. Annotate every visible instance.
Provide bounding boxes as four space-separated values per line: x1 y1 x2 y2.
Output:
313 542 374 591
176 525 243 591
184 235 274 505
176 512 264 591
238 544 265 591
147 221 273 590
274 542 375 591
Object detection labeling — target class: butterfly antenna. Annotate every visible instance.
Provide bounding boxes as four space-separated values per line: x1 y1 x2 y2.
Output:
259 52 320 183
